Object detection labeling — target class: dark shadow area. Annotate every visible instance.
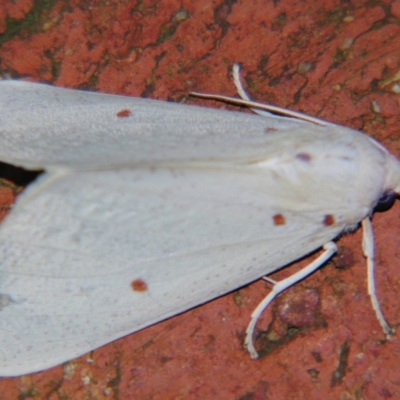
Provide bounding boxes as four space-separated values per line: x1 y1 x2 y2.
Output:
0 161 43 187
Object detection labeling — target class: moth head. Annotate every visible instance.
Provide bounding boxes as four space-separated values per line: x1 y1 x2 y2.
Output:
380 152 400 210
373 191 397 213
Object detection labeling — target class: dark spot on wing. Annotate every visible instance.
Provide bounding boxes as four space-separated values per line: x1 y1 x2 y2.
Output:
323 214 335 226
273 214 286 225
131 279 148 292
116 109 132 118
296 153 312 162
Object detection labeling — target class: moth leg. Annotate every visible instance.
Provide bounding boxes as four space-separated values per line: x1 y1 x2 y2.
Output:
231 63 328 125
361 217 392 336
231 64 273 118
262 276 277 285
245 241 337 359
190 65 327 124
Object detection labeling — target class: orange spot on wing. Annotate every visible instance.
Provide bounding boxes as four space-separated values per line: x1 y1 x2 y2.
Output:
131 279 148 292
116 109 132 118
323 214 335 226
273 213 286 226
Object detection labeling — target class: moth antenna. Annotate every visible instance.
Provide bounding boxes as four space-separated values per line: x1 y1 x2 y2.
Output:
191 65 328 125
232 63 275 119
362 218 393 336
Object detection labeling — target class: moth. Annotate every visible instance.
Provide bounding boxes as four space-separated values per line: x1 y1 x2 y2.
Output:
0 65 398 376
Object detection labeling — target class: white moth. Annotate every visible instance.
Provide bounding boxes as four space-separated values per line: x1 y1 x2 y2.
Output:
0 65 398 376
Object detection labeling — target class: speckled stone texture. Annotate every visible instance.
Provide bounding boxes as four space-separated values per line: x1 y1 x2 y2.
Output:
1 0 400 398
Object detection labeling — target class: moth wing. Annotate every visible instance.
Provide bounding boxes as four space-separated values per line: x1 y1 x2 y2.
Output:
0 166 343 375
0 81 317 170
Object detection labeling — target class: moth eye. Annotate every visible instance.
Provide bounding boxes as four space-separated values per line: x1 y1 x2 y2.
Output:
374 191 397 212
